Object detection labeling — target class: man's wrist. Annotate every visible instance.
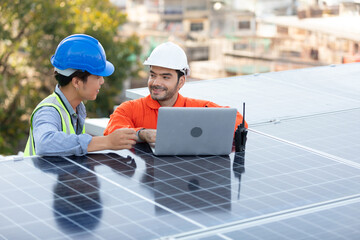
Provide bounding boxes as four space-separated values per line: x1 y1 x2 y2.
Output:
136 128 145 142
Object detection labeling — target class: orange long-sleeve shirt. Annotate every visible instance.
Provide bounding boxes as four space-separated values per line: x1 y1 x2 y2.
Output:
104 94 247 135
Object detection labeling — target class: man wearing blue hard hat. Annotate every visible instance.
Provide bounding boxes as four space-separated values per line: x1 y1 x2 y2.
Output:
24 34 137 156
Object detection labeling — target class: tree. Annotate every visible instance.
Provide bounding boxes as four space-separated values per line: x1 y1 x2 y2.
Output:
0 0 142 155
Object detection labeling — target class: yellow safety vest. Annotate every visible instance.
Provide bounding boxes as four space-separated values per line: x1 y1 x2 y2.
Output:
24 93 85 156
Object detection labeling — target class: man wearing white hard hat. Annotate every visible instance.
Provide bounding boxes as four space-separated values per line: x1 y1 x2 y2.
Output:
104 42 247 143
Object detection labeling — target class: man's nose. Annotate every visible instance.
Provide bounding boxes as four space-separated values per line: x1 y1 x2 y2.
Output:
151 76 161 85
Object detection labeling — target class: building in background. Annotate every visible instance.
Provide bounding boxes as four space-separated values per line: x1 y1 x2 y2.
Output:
118 0 360 81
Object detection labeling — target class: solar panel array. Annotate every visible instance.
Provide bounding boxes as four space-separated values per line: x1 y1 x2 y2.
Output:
1 63 359 239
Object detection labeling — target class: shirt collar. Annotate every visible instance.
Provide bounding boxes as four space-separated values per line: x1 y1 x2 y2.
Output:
55 84 77 117
173 94 186 107
145 93 185 109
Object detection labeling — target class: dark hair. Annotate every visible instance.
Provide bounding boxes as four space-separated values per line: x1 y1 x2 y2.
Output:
175 70 185 82
55 71 91 86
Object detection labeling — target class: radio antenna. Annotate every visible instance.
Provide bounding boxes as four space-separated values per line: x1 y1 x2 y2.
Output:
240 102 245 128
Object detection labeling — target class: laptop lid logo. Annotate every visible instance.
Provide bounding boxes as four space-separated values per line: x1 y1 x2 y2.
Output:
190 127 202 137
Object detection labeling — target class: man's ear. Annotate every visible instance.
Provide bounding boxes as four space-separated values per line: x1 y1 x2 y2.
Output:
178 75 186 90
71 77 81 90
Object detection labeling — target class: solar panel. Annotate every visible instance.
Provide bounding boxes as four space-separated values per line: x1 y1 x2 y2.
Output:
2 63 360 239
251 108 360 163
225 201 360 240
1 129 360 239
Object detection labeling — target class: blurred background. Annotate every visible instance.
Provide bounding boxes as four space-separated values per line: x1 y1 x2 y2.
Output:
1 0 359 155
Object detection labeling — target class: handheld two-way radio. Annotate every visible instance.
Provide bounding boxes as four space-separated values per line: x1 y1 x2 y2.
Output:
234 102 248 152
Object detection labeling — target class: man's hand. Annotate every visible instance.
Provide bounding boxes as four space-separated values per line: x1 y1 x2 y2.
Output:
138 129 156 143
107 128 138 150
88 129 137 152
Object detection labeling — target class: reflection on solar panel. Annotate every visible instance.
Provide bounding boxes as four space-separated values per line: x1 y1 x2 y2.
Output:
1 63 360 239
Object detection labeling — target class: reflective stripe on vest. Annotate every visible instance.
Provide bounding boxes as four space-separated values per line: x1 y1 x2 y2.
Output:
24 93 85 156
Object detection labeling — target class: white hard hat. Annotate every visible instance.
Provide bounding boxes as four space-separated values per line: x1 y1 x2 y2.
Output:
143 42 190 76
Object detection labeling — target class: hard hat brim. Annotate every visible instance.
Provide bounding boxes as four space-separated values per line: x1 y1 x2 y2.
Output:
98 61 114 77
52 56 115 77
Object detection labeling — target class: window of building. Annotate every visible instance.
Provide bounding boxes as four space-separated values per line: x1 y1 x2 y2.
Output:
186 2 207 11
277 26 288 35
190 22 204 32
188 47 209 61
233 42 248 50
238 21 251 30
310 49 319 60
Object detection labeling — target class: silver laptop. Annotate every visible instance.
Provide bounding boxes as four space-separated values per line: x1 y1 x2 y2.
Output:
150 107 237 155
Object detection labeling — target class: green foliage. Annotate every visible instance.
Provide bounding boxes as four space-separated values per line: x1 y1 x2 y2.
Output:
0 0 141 155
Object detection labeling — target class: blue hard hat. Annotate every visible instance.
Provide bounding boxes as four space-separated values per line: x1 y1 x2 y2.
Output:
50 34 114 77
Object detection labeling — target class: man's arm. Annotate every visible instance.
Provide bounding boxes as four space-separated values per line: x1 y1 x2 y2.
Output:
88 129 138 152
104 100 157 143
33 107 92 156
33 107 137 156
104 101 143 135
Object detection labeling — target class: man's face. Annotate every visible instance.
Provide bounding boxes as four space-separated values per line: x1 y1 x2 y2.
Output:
76 74 104 101
148 66 184 106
